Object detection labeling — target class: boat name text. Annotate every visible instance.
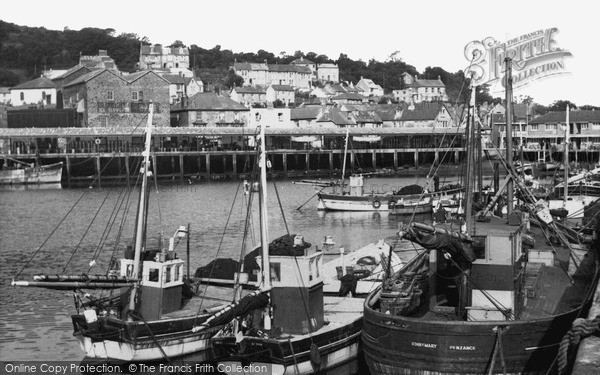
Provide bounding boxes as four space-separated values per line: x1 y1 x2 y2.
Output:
448 345 477 351
411 341 438 348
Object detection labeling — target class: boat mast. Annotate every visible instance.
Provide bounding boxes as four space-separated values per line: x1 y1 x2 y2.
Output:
341 127 350 184
128 102 154 316
563 106 570 205
505 57 514 215
464 81 476 233
258 118 272 330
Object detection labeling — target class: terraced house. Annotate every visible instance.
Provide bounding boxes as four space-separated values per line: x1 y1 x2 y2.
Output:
232 62 312 91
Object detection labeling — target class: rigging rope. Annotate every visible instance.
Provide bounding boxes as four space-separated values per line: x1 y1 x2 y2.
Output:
15 192 86 279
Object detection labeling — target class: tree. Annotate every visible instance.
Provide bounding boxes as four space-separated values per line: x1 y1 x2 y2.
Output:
224 69 244 88
169 40 186 48
0 68 20 86
548 100 577 112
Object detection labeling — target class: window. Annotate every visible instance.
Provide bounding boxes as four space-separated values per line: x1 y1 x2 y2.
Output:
132 91 139 101
107 91 114 101
42 91 46 100
165 266 171 283
149 268 159 282
278 113 283 122
174 265 181 282
581 124 589 130
99 116 108 127
270 262 281 282
20 92 24 101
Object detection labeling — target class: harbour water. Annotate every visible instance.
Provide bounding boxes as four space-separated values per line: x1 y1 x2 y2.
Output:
0 174 446 364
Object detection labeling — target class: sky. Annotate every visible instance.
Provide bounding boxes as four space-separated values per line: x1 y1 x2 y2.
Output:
2 0 598 107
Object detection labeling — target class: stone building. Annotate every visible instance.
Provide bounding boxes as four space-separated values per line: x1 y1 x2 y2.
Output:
61 69 170 127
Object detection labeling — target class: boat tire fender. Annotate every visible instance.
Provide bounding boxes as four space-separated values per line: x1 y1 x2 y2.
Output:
373 199 381 209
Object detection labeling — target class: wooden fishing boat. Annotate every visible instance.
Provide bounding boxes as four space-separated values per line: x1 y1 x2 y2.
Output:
207 120 364 375
11 104 233 363
0 157 63 185
362 65 600 374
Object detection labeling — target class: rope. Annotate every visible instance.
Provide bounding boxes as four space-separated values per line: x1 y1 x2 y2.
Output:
15 192 86 279
488 326 507 375
556 314 600 374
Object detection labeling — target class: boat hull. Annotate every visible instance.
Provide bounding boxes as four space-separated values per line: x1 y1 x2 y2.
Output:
71 313 220 362
318 193 432 214
213 319 362 375
0 162 63 185
362 292 585 375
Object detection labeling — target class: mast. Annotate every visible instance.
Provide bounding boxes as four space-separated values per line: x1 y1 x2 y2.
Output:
464 83 476 234
505 57 514 215
564 106 570 204
128 102 154 316
341 127 350 184
258 118 272 330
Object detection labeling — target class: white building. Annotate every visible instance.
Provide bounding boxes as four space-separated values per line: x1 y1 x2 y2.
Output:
10 76 57 107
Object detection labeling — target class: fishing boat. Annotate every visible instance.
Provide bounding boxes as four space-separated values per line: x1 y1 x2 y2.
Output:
206 120 364 375
195 235 403 297
11 104 232 363
361 65 600 374
0 156 63 185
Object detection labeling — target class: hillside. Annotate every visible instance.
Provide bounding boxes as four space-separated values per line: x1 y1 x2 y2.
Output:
0 20 472 103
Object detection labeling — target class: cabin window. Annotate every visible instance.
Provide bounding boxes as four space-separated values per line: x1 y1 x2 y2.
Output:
278 113 283 122
149 268 159 282
270 262 281 282
309 259 313 281
174 265 181 282
472 236 486 259
165 266 172 284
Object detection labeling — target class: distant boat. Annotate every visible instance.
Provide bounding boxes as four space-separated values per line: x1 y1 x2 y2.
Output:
0 157 63 185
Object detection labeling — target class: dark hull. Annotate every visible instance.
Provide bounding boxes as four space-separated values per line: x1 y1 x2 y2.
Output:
212 318 362 375
362 286 597 375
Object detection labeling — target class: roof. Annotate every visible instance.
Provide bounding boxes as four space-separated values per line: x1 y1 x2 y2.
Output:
400 102 445 121
233 62 311 74
317 108 355 126
232 86 266 94
177 92 249 111
51 66 92 81
162 74 187 84
291 57 315 65
407 78 445 88
269 85 294 92
291 106 322 120
530 110 600 124
331 93 365 101
353 110 382 124
0 126 465 138
0 87 10 94
12 76 57 90
119 70 168 85
64 69 124 87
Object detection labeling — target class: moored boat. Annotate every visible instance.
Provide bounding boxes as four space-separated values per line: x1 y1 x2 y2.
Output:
207 119 364 375
11 104 233 363
0 157 63 185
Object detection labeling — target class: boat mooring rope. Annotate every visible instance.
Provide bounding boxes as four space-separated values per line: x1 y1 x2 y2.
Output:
557 314 600 374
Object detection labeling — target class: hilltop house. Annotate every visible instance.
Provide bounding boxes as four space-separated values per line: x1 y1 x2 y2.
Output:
139 44 190 72
394 73 448 103
317 63 340 83
10 76 57 107
232 62 312 91
61 69 170 127
162 74 204 104
356 77 384 97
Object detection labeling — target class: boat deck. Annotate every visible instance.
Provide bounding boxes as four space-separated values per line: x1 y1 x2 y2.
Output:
161 284 236 319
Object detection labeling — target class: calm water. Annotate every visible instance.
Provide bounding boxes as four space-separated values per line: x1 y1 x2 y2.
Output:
0 174 446 363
